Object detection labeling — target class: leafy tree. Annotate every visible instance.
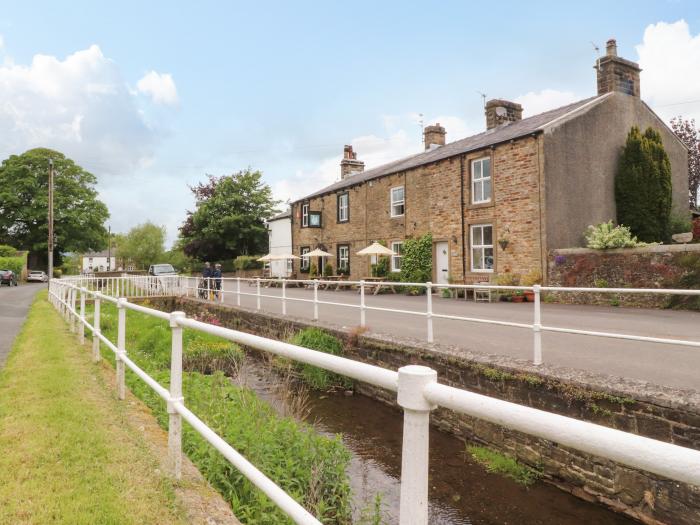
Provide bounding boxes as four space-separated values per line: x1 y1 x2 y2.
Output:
0 148 109 265
615 127 672 243
670 116 700 209
179 169 279 261
117 222 166 269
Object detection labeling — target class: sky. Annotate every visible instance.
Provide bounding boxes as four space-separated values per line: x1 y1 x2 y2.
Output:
0 1 699 247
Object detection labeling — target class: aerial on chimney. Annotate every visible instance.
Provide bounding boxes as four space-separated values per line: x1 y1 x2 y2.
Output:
484 99 523 130
340 145 365 180
596 38 641 97
423 123 446 150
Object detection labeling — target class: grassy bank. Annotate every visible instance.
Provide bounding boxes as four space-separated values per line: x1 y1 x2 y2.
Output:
0 292 186 525
94 301 352 524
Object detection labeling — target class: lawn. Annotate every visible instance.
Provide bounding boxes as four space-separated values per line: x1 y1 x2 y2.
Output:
0 291 187 525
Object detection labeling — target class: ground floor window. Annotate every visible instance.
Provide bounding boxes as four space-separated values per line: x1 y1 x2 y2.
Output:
300 246 310 272
470 224 494 272
337 244 350 274
391 241 403 272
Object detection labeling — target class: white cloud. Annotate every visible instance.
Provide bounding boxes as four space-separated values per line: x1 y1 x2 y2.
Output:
137 70 179 106
0 44 165 175
637 19 700 121
515 89 580 117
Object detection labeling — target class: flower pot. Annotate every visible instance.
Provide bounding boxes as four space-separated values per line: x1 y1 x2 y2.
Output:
512 295 525 303
523 291 535 302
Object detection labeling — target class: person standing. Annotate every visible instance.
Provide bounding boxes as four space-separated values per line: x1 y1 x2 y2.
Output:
201 262 212 299
212 263 223 300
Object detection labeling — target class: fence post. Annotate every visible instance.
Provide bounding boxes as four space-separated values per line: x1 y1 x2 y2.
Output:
426 282 434 343
360 280 366 328
256 278 261 310
397 365 437 525
168 311 186 479
220 278 225 304
236 277 241 306
533 284 543 365
282 279 287 316
70 287 77 332
93 296 101 362
313 281 319 321
116 298 127 400
79 287 86 344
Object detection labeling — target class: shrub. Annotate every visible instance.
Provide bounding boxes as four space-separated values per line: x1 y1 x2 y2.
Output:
670 211 693 235
309 263 318 278
521 269 542 286
496 272 520 286
400 233 432 283
324 263 333 277
232 255 263 271
371 257 389 277
289 328 352 390
615 126 672 242
53 268 63 278
0 245 17 257
585 221 647 249
0 256 24 277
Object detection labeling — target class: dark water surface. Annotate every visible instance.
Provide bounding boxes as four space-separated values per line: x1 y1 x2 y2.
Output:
239 361 636 525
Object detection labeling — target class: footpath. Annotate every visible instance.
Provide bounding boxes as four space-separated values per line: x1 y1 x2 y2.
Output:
0 291 239 525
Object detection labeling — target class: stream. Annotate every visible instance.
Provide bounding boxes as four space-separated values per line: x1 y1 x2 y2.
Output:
235 358 636 525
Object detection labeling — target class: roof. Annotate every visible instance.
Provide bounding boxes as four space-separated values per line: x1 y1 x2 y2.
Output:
83 250 113 258
296 95 608 202
267 209 291 222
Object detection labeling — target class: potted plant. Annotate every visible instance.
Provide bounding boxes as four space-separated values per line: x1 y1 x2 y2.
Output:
512 290 525 303
521 269 542 302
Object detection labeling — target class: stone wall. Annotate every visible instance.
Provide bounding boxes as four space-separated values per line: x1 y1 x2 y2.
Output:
151 297 700 525
547 244 700 307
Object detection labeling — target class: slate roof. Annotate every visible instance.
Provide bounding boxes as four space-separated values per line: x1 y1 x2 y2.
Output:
267 209 291 221
83 250 113 258
296 95 606 202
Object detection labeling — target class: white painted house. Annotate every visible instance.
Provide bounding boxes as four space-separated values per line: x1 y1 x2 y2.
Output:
82 250 116 273
266 209 292 277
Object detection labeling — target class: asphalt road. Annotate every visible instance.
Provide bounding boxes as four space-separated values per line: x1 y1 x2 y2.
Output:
0 283 43 369
219 281 700 391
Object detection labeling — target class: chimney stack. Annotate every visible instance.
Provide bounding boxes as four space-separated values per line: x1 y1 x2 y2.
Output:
485 99 523 130
423 123 446 150
340 145 364 180
596 38 641 97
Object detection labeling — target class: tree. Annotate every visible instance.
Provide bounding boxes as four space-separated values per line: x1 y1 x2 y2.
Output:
117 222 166 269
670 116 700 209
0 148 109 265
615 127 672 243
179 169 279 261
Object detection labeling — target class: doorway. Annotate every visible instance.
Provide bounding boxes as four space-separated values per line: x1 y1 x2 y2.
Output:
434 241 449 285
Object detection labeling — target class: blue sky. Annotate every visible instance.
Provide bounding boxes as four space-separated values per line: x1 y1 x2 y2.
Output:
1 1 699 246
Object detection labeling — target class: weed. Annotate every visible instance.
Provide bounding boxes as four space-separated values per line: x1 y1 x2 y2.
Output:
357 493 388 524
609 298 620 307
289 328 353 391
467 446 541 486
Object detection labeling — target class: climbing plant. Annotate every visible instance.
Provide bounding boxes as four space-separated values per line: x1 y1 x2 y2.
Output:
400 233 433 283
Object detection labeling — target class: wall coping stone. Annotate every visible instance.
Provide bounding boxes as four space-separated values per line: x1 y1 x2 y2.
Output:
552 244 700 256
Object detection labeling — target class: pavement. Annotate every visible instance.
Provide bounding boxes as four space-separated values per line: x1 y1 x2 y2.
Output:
0 283 43 369
219 281 700 392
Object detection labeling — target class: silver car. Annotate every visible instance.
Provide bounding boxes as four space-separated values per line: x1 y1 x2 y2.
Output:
27 271 48 282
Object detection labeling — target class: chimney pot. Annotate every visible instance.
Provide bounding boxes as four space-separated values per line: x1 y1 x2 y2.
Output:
423 123 446 150
606 38 617 57
484 99 523 130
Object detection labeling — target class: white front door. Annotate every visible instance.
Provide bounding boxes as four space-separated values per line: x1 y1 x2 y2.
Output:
435 241 449 285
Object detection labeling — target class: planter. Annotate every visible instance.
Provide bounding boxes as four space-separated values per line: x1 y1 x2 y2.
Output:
512 295 525 303
523 291 535 302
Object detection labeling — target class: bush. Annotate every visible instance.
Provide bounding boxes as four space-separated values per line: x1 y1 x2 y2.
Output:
52 268 62 278
585 221 647 249
232 255 263 271
371 257 389 277
400 233 432 283
0 245 17 257
670 212 693 235
324 263 333 277
521 269 542 286
309 263 318 278
289 328 352 391
0 256 24 277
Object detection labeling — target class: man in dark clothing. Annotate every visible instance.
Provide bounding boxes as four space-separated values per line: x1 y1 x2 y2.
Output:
212 263 223 300
200 262 212 299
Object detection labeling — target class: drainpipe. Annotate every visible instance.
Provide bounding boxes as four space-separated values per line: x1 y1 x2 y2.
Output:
459 155 466 279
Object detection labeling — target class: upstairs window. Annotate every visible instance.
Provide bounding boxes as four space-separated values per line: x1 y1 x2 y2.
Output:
391 241 403 272
390 186 405 217
338 193 349 222
308 212 322 228
471 157 492 204
301 204 309 227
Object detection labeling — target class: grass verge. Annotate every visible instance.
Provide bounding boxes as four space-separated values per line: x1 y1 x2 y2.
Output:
0 291 186 525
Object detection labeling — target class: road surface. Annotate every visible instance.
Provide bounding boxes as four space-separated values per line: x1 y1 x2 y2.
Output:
0 283 43 369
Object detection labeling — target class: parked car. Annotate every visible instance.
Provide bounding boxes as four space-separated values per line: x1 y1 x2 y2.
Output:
148 264 178 293
0 269 18 286
27 270 49 283
148 264 177 276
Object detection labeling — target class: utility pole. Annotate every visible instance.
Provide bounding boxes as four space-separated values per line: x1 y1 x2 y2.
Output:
48 159 54 281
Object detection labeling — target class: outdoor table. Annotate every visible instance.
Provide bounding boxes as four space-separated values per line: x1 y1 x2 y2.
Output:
362 276 397 295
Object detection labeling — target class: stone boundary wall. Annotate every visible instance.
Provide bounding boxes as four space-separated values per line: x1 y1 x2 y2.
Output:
147 297 700 525
547 244 700 308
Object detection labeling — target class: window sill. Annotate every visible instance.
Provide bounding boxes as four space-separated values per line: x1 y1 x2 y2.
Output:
470 269 494 273
466 201 494 211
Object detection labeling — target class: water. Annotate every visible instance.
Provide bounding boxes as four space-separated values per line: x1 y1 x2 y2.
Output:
236 359 636 525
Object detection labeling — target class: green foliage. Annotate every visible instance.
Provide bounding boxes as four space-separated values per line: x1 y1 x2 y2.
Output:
324 263 333 277
183 339 244 376
309 263 318 278
400 233 432 283
0 256 24 277
467 446 541 486
117 222 166 269
233 255 263 271
670 116 699 209
666 254 700 310
94 304 352 524
162 248 193 273
179 170 279 261
59 253 82 275
615 126 673 242
289 328 352 390
52 268 62 278
670 211 693 235
371 256 389 277
357 493 388 525
585 221 646 249
0 245 17 257
0 148 109 261
521 269 542 286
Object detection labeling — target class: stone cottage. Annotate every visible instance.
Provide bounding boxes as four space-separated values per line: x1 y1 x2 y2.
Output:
291 40 689 284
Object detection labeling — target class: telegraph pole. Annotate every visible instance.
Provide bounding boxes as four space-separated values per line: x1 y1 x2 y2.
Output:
48 159 54 281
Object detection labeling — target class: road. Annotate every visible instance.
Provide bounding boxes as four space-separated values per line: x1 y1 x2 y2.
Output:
0 283 43 369
217 281 700 391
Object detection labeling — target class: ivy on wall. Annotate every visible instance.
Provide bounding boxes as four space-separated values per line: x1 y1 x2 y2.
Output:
401 233 433 283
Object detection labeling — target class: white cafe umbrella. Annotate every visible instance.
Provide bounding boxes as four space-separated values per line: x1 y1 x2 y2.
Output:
301 248 334 276
257 254 273 262
356 242 396 277
270 253 300 260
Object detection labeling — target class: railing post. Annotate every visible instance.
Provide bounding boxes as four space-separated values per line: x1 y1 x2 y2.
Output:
70 287 77 332
236 277 241 306
220 278 225 304
313 281 319 321
207 277 211 301
360 280 366 327
282 279 287 316
426 282 434 343
397 365 437 525
93 296 101 362
533 284 543 365
116 298 127 400
168 311 186 479
79 287 86 344
256 278 261 310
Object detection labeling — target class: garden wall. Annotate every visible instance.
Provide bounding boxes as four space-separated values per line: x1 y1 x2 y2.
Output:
147 297 700 525
547 244 700 308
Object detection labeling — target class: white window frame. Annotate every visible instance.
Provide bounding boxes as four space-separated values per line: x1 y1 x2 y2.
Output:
471 157 492 204
390 186 405 217
302 204 309 227
470 224 494 273
300 247 310 271
391 241 403 272
338 245 349 272
338 193 349 222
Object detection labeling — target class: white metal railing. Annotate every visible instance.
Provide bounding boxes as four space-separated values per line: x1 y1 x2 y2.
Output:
48 278 700 525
